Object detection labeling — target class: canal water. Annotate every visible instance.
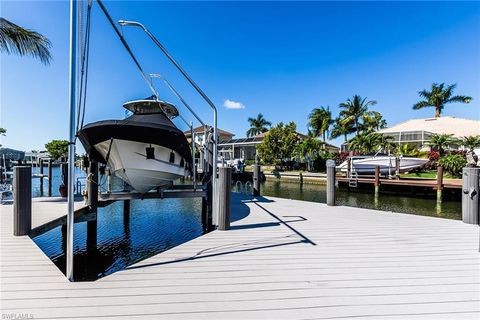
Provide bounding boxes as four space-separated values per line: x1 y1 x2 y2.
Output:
259 180 461 220
31 166 203 281
30 167 461 281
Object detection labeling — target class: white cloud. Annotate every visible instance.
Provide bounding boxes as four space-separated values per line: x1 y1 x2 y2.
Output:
223 99 245 110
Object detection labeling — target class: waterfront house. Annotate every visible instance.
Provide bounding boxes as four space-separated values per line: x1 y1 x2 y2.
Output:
218 131 340 161
184 125 235 146
378 116 480 151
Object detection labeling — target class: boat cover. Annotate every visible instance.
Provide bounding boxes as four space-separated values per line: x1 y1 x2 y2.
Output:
77 113 192 165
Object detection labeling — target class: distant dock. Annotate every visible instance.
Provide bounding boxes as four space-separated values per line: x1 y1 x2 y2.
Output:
1 193 479 319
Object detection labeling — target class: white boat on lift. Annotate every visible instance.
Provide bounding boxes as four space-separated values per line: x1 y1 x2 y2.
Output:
78 98 192 193
337 155 428 175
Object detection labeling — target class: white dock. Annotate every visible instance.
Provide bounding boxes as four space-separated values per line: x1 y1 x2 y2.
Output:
1 195 479 319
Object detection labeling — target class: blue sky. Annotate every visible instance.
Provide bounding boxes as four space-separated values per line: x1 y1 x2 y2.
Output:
1 1 479 151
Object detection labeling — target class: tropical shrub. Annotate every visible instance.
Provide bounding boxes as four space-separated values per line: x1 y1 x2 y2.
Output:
438 154 467 177
428 151 440 162
334 151 350 165
428 133 458 155
450 150 466 156
397 143 419 157
461 135 480 151
256 122 299 168
295 136 324 171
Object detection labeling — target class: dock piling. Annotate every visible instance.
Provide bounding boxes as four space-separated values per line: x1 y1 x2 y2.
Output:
374 165 380 194
395 157 400 179
437 165 444 201
39 159 44 195
462 167 479 225
253 155 261 196
217 166 232 231
123 199 130 223
13 166 32 236
326 160 336 206
48 159 53 197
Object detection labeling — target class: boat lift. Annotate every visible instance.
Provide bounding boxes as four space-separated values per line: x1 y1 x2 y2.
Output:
66 0 220 281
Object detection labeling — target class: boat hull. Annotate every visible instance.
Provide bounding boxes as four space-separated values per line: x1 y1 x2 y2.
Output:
337 157 428 175
94 139 187 193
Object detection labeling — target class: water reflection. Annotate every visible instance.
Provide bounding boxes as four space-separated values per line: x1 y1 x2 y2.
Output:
32 195 203 281
260 180 461 220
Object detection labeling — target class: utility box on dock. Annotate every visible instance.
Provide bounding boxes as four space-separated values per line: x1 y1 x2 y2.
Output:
462 167 480 225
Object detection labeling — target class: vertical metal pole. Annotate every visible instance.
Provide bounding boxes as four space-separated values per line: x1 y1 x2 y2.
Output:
190 123 196 189
326 160 336 206
66 0 78 282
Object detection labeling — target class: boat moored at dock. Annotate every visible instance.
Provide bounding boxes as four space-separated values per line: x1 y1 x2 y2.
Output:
337 155 428 175
78 98 192 193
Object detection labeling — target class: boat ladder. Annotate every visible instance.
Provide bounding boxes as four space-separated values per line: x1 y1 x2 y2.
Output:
349 171 358 187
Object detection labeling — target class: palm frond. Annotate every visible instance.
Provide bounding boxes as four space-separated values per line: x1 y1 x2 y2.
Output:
412 101 432 110
0 18 52 64
446 95 472 104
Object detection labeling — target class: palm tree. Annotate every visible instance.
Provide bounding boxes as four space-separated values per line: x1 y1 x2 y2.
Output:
0 18 52 64
330 117 353 142
461 136 480 151
348 134 377 154
428 133 458 155
348 133 394 154
361 110 387 133
413 83 472 118
339 95 377 136
295 137 323 172
375 134 396 153
246 113 271 137
308 106 332 143
0 127 5 147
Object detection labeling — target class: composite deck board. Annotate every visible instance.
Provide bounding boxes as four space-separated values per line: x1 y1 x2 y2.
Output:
1 195 479 319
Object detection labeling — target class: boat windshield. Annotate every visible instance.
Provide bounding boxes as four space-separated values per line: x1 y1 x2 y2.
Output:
123 99 179 118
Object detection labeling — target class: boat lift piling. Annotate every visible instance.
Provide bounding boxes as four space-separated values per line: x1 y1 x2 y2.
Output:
13 166 32 236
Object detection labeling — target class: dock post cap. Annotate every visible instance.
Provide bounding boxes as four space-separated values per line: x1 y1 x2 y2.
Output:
326 160 336 167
